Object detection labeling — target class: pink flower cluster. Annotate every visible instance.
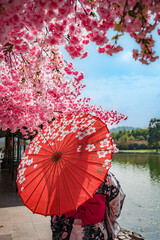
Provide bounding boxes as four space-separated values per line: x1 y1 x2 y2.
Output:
5 0 160 134
0 0 160 64
0 39 127 136
0 45 89 135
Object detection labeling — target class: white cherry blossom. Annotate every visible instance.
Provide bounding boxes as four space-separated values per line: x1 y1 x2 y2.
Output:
26 158 33 166
86 127 96 135
18 167 26 177
97 150 109 158
100 139 110 148
85 144 96 152
18 176 26 185
34 145 42 154
77 145 81 152
70 125 78 133
76 131 87 140
103 159 111 168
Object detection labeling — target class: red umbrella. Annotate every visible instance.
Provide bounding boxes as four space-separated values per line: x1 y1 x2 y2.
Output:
17 113 113 216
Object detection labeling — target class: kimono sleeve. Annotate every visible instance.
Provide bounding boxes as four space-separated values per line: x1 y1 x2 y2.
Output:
96 171 126 239
96 171 126 221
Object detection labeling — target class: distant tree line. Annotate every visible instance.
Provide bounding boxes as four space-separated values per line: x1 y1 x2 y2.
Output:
111 118 160 152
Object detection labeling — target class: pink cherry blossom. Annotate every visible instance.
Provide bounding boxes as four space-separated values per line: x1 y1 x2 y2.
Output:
4 0 159 135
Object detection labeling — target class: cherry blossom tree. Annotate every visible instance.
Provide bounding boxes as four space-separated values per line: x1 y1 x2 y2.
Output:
0 40 127 137
0 0 160 64
2 0 159 136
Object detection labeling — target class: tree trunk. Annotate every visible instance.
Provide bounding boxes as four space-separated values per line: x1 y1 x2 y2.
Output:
156 142 158 152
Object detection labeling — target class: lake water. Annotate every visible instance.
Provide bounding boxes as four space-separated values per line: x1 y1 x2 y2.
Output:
111 153 160 240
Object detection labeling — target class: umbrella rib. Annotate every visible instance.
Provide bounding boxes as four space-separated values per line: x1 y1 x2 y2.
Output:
45 163 58 216
61 156 106 164
60 159 91 205
28 137 54 155
64 159 106 197
27 144 54 155
60 158 97 199
58 159 79 212
60 156 105 182
25 156 52 162
63 150 112 156
57 121 82 152
62 136 112 154
21 159 53 178
53 161 62 215
23 159 53 203
61 153 112 163
17 159 51 183
52 128 74 154
56 169 59 215
31 131 55 155
34 162 56 215
27 153 53 157
40 129 56 152
21 162 50 195
59 125 108 153
60 169 75 212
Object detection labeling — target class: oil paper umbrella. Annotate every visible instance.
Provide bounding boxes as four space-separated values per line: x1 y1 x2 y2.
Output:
17 113 113 216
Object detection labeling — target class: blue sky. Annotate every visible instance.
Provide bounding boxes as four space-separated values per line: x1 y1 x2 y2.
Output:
63 31 160 129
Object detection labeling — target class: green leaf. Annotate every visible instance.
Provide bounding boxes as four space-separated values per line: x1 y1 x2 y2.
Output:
142 47 149 54
133 2 142 11
90 11 96 17
128 10 136 18
142 39 149 44
36 71 41 76
21 78 25 83
0 4 2 14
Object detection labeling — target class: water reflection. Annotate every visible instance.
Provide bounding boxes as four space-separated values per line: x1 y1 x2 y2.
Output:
147 154 160 181
112 153 160 181
111 153 160 240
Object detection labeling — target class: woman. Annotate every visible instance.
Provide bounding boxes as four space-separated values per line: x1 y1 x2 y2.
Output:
51 171 125 240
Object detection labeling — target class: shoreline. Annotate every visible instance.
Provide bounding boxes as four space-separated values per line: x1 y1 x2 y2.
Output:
118 150 160 154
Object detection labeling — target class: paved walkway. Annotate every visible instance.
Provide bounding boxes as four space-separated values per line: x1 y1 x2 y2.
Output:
0 206 52 240
0 169 146 240
0 169 51 240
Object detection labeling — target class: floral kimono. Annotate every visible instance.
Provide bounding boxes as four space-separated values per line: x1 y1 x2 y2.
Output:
51 172 125 240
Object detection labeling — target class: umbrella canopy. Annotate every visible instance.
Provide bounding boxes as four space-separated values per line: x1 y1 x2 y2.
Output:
17 113 113 216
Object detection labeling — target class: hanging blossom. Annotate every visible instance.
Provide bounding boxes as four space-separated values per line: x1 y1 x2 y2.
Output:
0 0 139 136
0 41 127 137
0 41 86 134
0 0 160 64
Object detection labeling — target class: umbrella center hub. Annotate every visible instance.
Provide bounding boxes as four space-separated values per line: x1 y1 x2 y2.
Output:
52 151 61 162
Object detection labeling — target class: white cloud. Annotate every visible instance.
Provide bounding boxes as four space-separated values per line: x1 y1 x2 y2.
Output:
120 51 133 62
62 33 160 129
82 74 160 128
